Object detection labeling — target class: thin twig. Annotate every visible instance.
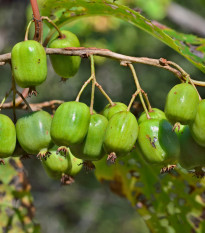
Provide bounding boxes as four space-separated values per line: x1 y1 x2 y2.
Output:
127 90 140 111
128 64 150 118
75 76 93 102
1 100 64 111
0 88 12 110
16 90 33 112
41 16 64 38
12 76 17 123
95 82 114 106
141 90 153 112
89 55 96 115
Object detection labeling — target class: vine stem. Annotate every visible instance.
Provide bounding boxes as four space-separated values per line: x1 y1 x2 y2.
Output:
30 0 42 42
128 64 150 118
75 76 93 102
90 55 96 115
95 82 114 106
1 47 205 87
41 16 64 39
24 20 34 41
0 88 12 111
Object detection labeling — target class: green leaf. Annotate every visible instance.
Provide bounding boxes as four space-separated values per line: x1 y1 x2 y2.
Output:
39 0 205 73
94 148 205 233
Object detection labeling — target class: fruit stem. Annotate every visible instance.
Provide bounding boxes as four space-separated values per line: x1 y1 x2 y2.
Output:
167 61 202 100
141 89 153 112
30 0 42 42
0 88 12 111
11 76 17 123
95 82 114 106
41 16 64 39
75 76 93 102
90 55 96 115
128 64 150 118
127 90 140 111
186 76 202 101
16 90 33 112
24 19 34 41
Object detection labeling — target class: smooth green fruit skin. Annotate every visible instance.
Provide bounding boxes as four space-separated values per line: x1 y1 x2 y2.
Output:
71 114 108 161
190 100 205 147
51 101 90 147
103 111 138 157
102 102 127 120
0 114 16 158
67 148 83 177
138 119 180 165
165 83 199 124
177 125 205 170
42 146 72 179
48 30 81 78
16 111 52 154
138 108 166 125
11 40 47 88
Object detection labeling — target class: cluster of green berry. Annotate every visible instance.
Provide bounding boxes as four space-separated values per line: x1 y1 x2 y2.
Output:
1 27 204 182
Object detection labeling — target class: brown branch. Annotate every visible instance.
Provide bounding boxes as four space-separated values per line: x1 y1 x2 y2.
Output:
1 99 64 112
0 47 204 86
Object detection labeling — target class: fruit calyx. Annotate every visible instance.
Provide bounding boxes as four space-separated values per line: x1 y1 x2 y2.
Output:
160 164 176 174
172 122 180 132
107 152 117 164
37 149 51 160
194 167 205 178
61 174 75 185
60 77 68 83
28 87 38 97
57 146 68 157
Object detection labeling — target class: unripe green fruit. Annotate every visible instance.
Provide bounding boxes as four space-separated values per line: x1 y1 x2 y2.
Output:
0 114 16 158
165 83 199 124
48 30 81 79
67 148 83 177
103 111 138 157
71 114 108 161
11 40 47 88
138 108 166 125
190 100 205 147
138 119 180 165
16 111 52 154
51 101 90 146
177 125 205 170
42 146 72 179
102 102 127 120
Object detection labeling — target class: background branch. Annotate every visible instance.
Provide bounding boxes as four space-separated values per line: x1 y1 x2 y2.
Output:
1 99 63 111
